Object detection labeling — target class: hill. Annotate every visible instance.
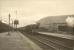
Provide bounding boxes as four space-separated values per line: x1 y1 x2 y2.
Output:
0 21 12 33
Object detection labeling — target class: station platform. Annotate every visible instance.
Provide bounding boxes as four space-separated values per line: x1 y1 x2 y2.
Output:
0 32 42 50
39 32 74 40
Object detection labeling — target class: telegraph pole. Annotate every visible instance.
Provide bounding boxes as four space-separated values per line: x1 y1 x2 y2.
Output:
0 17 1 23
11 20 14 32
8 13 11 35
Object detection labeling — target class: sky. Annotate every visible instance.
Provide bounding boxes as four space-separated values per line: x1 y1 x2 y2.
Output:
0 0 74 27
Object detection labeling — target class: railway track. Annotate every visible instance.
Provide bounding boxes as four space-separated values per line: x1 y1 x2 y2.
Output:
37 34 73 49
36 34 73 50
23 33 55 50
22 32 73 50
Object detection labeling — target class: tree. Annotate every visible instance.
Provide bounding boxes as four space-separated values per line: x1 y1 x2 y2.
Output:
66 16 74 33
66 16 74 27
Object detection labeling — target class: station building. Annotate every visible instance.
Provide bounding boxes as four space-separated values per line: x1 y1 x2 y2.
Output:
37 15 74 33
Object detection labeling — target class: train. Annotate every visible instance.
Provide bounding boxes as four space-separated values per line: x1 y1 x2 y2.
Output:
18 24 74 35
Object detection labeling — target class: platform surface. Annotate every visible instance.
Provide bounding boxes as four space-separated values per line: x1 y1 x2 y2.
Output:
0 31 42 50
39 32 74 40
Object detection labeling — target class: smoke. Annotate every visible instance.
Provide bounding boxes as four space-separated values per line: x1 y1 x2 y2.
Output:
66 16 74 27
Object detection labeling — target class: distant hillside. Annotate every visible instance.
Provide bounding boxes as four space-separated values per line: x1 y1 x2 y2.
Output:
0 21 12 33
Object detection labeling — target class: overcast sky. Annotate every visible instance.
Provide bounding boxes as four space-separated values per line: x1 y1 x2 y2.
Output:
0 0 74 27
